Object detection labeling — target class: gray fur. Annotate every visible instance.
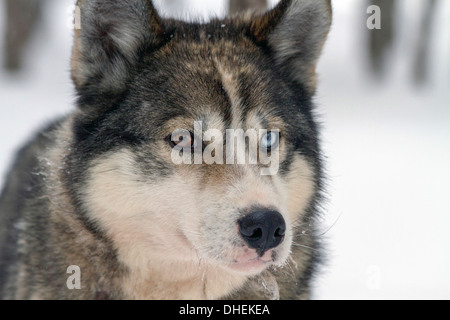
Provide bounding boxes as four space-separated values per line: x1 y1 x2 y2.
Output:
270 0 332 95
72 0 164 91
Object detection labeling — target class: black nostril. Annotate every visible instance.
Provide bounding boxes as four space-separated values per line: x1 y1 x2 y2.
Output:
274 227 285 238
245 227 262 240
238 209 286 255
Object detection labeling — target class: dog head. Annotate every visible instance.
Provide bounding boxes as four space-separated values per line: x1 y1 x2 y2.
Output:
68 0 331 296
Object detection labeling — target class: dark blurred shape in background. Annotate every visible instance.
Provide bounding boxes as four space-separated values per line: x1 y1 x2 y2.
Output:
4 0 43 71
413 0 437 85
367 0 440 85
229 0 267 15
367 0 397 78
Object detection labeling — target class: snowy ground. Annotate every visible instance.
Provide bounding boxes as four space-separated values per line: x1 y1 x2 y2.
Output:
0 0 449 299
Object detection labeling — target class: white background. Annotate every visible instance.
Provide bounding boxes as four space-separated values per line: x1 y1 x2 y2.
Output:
0 0 449 299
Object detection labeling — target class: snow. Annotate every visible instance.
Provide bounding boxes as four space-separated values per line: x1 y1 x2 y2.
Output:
313 0 450 300
1 0 449 300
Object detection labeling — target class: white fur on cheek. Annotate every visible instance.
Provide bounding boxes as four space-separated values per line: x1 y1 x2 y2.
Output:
282 155 316 225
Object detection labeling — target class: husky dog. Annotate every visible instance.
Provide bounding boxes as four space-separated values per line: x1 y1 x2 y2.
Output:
0 0 332 299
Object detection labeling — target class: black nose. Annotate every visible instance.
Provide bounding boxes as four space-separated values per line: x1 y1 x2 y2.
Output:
238 210 286 255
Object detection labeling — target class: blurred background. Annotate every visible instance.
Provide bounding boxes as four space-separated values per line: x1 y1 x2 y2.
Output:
0 0 449 299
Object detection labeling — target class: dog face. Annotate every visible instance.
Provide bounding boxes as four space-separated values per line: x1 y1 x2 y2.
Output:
69 0 331 297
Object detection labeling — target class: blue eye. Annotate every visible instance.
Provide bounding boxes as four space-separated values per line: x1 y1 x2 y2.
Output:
260 131 279 150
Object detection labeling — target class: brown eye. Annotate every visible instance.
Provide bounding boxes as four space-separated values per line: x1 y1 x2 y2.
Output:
170 130 196 149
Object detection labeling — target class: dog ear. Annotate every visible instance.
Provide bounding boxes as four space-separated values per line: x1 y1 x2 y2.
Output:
249 0 332 96
71 0 164 93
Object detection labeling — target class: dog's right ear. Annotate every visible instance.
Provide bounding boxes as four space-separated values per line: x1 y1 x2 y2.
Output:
71 0 164 94
249 0 332 96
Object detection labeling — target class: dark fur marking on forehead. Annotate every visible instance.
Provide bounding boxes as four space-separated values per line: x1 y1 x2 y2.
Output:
212 79 234 131
234 72 271 126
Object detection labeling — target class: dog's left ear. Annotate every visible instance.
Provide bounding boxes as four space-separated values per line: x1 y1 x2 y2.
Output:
250 0 332 96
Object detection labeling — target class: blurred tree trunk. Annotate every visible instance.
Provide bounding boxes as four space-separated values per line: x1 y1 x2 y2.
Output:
229 0 268 15
4 0 42 71
413 0 437 85
368 0 397 77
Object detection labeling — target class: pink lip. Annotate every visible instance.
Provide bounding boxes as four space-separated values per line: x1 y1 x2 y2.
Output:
226 250 274 273
227 258 272 273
